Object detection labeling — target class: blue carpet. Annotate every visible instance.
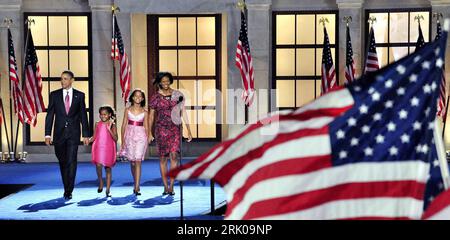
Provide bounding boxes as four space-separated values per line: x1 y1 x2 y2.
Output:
0 160 225 220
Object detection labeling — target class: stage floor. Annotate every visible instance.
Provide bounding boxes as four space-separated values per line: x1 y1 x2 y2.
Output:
0 160 226 220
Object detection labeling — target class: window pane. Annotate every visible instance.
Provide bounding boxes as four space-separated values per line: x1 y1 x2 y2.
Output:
316 48 335 76
296 80 316 107
41 82 49 107
316 14 336 44
276 80 295 108
296 48 315 76
409 46 416 53
178 50 197 76
72 81 90 109
296 15 315 44
69 16 88 46
197 50 215 76
30 113 47 142
159 50 178 76
276 49 295 76
50 81 61 92
178 17 196 46
178 80 196 106
276 15 295 45
184 110 197 138
369 13 389 44
49 50 68 77
389 47 409 64
389 12 408 43
36 50 48 78
29 16 47 46
198 110 216 138
315 79 321 98
49 16 68 46
377 47 389 68
198 80 216 106
69 50 88 77
159 18 177 46
410 12 430 42
197 17 215 46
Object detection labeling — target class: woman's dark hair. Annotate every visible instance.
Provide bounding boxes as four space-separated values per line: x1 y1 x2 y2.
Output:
99 105 116 123
128 89 146 107
154 72 174 89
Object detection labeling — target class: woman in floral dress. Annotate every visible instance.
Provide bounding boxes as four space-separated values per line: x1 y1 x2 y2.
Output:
149 72 193 196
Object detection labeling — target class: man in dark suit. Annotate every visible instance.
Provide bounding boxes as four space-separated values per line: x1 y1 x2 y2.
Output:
45 70 90 200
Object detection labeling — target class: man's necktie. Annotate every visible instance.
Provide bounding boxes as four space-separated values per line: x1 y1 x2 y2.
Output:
65 91 70 114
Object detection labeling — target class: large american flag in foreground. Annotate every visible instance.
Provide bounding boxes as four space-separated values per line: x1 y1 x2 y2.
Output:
23 28 45 126
8 28 24 124
321 27 336 94
112 15 131 104
169 21 449 220
236 11 255 106
364 26 380 74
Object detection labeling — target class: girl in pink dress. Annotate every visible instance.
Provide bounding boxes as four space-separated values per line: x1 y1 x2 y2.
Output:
90 105 118 198
120 89 150 196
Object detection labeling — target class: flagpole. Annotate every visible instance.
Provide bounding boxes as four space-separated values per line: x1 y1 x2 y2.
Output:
442 95 450 139
3 18 13 160
13 19 32 162
112 6 118 112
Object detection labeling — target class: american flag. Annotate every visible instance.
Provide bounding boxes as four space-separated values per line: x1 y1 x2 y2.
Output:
235 11 255 106
436 21 447 119
8 29 24 124
415 23 425 51
422 187 450 219
169 23 449 220
112 15 131 103
321 27 336 94
23 28 45 126
345 25 356 84
364 26 380 73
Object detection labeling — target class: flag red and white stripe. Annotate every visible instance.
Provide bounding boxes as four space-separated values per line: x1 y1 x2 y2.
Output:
236 11 255 106
321 27 336 94
422 188 450 220
345 25 356 84
112 15 131 103
436 21 447 119
8 28 24 123
364 26 379 74
23 28 45 126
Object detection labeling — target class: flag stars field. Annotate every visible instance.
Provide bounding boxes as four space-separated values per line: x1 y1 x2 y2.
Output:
409 74 418 82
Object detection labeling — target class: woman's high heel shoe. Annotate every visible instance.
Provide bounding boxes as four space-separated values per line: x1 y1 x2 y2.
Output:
133 190 141 196
105 190 111 198
97 188 103 193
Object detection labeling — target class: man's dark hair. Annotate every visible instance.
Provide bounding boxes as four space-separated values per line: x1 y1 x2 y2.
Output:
62 70 74 79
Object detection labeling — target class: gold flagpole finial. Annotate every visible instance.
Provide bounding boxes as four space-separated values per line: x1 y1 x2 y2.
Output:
25 18 35 29
319 17 329 28
237 0 246 11
343 16 352 27
112 5 120 14
368 16 377 26
414 15 424 25
3 18 13 28
433 12 443 23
